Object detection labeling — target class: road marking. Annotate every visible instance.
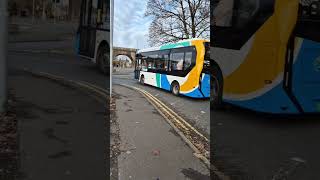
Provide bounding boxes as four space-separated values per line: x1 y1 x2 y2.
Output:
22 69 109 101
119 84 230 180
21 70 229 180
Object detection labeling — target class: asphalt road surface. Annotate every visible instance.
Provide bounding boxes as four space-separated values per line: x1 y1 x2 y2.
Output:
112 72 210 138
9 73 106 180
212 105 320 180
8 40 110 179
8 41 109 89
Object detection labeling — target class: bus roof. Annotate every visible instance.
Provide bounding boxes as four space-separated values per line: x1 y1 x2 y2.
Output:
137 38 209 54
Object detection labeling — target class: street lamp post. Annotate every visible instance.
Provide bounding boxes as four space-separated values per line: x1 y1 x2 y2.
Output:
0 0 8 113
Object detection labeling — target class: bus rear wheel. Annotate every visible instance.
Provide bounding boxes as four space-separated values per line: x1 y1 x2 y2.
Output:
97 45 109 75
171 82 180 96
211 65 223 110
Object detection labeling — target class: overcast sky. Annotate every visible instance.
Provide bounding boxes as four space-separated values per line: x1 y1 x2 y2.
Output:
113 0 152 49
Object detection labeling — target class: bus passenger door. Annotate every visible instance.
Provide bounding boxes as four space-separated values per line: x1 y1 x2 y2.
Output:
134 57 141 79
79 0 97 58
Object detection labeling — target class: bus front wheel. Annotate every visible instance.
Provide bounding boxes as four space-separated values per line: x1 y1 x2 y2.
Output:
211 65 223 110
171 82 180 96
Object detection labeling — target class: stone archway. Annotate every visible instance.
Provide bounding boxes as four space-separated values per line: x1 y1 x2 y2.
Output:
114 54 133 68
113 47 137 67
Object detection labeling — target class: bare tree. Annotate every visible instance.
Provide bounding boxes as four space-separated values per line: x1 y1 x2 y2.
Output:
145 0 210 46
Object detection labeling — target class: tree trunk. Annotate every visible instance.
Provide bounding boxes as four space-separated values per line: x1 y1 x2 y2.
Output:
187 0 196 38
180 0 190 39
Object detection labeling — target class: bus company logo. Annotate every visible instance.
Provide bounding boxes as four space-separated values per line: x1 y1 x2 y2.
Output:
314 56 320 72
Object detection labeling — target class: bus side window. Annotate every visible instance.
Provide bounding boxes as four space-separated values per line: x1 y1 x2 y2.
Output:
212 0 234 27
184 52 193 70
164 54 169 70
141 55 148 71
153 52 163 71
170 52 185 71
147 53 157 70
296 0 320 42
213 0 275 49
234 0 259 29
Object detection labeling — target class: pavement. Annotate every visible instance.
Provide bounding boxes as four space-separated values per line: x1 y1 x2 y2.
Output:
8 70 107 180
113 84 210 180
0 98 18 180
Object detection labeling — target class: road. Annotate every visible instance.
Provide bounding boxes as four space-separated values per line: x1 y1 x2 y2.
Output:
8 41 109 89
8 40 211 179
212 106 320 180
112 71 210 138
9 72 107 180
8 40 110 180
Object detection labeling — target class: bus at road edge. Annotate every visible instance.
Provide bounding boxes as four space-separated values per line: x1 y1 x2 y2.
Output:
211 0 320 114
135 39 210 99
76 0 111 74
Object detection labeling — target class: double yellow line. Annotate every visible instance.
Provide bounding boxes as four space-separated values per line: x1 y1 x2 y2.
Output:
119 84 230 180
23 69 110 102
23 69 229 180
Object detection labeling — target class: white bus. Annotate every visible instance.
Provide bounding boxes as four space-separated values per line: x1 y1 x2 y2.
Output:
76 0 111 74
135 39 211 98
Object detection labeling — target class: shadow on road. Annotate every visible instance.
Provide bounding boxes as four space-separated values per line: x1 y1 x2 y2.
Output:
211 104 320 180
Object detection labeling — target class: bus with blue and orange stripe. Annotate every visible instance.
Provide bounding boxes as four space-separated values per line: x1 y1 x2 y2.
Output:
134 39 210 98
211 0 320 114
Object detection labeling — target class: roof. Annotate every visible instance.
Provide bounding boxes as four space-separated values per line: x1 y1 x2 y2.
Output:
137 38 209 54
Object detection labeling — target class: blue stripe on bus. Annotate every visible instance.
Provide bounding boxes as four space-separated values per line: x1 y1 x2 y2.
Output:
201 74 210 98
183 88 205 98
223 39 320 114
160 74 171 91
225 84 299 114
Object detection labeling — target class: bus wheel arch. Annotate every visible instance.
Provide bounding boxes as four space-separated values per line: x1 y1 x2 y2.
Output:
97 41 110 75
211 60 224 110
171 81 180 96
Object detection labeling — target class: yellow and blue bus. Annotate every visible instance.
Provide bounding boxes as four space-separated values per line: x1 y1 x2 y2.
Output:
134 39 210 98
211 0 320 114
